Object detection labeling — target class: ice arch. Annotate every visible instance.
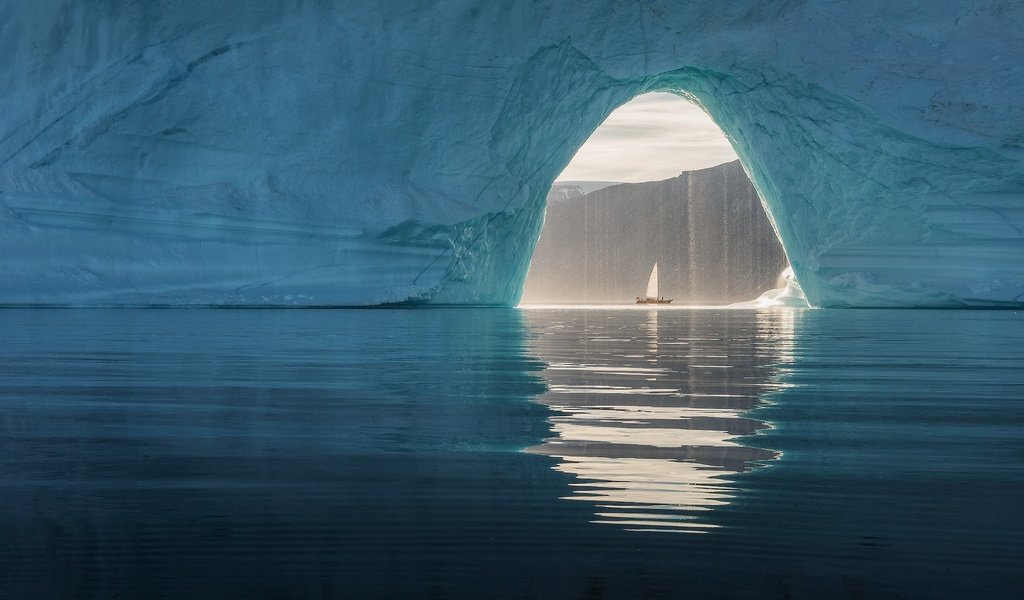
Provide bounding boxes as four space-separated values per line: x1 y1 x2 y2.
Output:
1 1 1022 307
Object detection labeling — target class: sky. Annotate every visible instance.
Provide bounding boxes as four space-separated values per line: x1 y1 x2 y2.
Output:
556 92 738 184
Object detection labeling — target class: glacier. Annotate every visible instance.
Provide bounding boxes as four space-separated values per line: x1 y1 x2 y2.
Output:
1 1 1022 307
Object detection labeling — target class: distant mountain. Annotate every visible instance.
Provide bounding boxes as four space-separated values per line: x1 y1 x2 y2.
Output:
549 181 623 199
522 160 789 304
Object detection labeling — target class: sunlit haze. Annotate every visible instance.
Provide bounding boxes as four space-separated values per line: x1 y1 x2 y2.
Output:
556 92 739 183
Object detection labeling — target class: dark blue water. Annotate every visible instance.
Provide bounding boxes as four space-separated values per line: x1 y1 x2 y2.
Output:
1 308 1021 598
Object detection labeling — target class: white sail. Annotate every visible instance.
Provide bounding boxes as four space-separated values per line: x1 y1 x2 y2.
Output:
646 263 658 298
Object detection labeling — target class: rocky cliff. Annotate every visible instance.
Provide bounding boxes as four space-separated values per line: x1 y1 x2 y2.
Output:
523 161 789 304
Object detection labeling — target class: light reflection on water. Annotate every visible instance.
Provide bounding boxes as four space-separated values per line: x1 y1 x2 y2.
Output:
523 308 788 532
1 307 1021 598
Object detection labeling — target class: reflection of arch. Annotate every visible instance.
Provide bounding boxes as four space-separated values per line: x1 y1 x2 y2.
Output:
523 309 784 533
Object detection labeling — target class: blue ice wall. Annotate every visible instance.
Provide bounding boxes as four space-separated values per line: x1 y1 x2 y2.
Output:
1 1 1022 306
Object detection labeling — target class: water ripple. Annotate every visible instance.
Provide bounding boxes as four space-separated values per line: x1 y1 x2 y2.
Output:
524 308 785 532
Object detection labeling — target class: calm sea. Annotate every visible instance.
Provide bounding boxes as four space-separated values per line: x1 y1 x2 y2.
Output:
1 307 1021 598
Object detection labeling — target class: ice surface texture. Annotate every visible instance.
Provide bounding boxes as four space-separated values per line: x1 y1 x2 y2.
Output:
1 1 1022 306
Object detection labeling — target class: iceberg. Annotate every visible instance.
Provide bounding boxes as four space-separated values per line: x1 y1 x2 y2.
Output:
1 1 1022 306
730 267 810 309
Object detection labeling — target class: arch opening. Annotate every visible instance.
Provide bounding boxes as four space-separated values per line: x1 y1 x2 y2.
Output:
519 91 796 307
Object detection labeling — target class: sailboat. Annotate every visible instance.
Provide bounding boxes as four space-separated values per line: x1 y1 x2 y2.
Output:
636 263 673 304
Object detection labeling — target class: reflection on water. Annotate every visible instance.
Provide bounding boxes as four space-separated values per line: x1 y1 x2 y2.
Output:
1 307 1022 598
523 308 786 532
